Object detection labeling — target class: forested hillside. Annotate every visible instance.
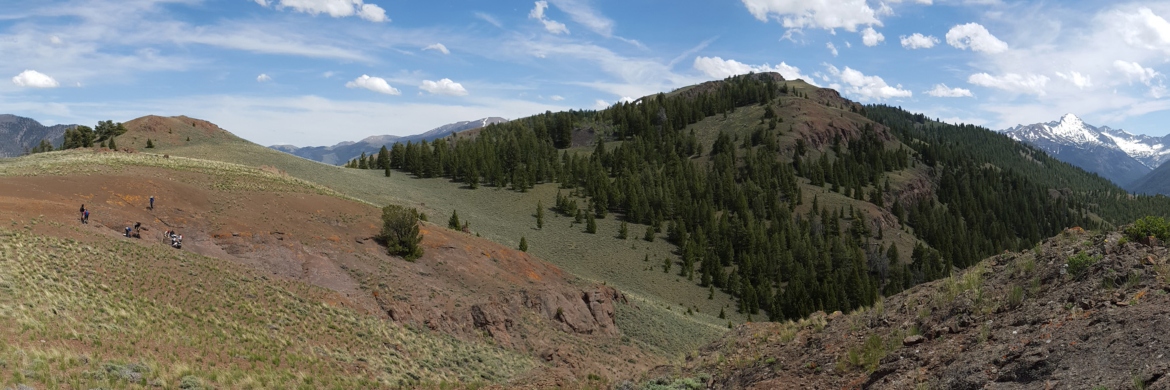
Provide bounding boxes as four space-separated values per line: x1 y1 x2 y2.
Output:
343 73 1170 322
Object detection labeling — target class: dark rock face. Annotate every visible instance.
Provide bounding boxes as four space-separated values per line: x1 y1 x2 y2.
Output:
0 114 77 157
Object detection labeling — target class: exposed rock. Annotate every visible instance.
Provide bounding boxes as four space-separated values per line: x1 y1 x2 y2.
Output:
902 335 925 346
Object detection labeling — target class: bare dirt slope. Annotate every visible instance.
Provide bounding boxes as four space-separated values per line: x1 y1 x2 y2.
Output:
0 150 658 386
644 227 1170 389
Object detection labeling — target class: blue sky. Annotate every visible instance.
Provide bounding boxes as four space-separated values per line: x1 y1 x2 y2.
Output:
2 0 1169 146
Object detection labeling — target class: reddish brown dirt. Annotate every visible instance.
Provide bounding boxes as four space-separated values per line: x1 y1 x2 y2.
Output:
0 166 658 384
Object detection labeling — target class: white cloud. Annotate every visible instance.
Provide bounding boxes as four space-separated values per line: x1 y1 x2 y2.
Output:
900 33 939 49
1055 71 1092 89
860 27 884 46
547 0 614 37
1115 8 1170 54
258 0 389 22
925 84 973 97
550 95 565 101
692 56 816 84
825 64 911 100
967 72 1048 96
1114 60 1161 85
257 73 272 82
346 75 400 95
474 12 503 28
740 0 882 32
423 43 450 54
594 99 609 109
49 35 62 45
420 78 469 96
323 71 336 78
529 1 570 35
826 42 839 56
887 0 932 4
12 70 60 88
946 23 1008 53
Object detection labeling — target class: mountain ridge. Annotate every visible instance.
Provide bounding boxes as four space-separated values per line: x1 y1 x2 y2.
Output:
0 114 77 157
270 117 508 165
1001 113 1170 188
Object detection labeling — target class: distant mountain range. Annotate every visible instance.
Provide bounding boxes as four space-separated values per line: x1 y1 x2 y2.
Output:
270 117 508 165
1002 114 1170 190
0 115 76 157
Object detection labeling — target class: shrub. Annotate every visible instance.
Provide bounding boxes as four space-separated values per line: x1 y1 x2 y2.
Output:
379 205 423 261
1125 216 1170 245
1067 251 1100 278
519 236 528 252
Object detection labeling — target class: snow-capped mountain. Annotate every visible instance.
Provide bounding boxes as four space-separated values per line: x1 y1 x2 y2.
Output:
1002 114 1170 188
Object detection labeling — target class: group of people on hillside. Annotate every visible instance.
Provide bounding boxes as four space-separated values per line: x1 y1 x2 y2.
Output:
79 195 179 248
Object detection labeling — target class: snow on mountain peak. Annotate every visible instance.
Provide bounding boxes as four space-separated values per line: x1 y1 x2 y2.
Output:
1049 113 1099 145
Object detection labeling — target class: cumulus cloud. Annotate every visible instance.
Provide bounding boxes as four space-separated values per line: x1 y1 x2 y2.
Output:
900 33 939 49
346 75 400 95
740 0 882 32
967 72 1048 96
1114 60 1161 85
423 43 450 54
693 56 816 84
826 42 839 56
825 65 911 101
1115 8 1170 54
420 78 469 96
860 27 884 46
257 0 389 22
529 1 569 35
257 73 272 82
946 23 1008 53
12 70 60 88
594 99 609 109
1056 71 1092 89
925 84 973 97
550 95 565 101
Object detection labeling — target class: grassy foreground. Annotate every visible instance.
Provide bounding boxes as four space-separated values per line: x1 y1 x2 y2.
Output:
0 227 531 389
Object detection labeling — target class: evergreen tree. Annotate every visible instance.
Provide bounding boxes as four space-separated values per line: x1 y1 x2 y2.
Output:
536 201 545 229
145 139 155 149
379 205 423 261
448 210 461 230
107 136 117 151
519 236 528 252
586 212 597 233
618 221 629 239
643 226 655 242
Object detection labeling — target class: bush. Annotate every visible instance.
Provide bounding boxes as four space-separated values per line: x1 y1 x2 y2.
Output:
379 205 424 261
519 236 528 252
1125 216 1170 245
1067 251 1100 278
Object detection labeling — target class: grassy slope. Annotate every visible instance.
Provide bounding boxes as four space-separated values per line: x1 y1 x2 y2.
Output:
132 140 729 359
0 152 533 389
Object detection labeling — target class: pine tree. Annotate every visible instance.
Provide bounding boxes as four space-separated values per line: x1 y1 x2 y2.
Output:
662 257 671 273
618 221 628 239
145 139 154 148
536 201 544 229
643 226 655 242
718 307 726 319
107 136 117 151
519 236 528 252
448 210 461 230
586 212 597 233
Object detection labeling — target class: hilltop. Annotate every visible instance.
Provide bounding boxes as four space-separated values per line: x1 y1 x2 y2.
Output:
639 225 1170 389
118 115 246 150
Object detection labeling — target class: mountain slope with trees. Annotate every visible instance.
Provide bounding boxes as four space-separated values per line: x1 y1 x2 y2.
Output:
0 114 76 157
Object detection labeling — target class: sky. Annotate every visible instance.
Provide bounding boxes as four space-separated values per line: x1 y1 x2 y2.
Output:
2 0 1170 147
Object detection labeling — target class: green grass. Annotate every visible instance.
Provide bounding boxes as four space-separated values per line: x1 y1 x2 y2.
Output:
142 140 739 352
0 228 531 388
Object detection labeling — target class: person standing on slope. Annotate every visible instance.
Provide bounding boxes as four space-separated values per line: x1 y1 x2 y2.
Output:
79 204 85 224
149 195 154 210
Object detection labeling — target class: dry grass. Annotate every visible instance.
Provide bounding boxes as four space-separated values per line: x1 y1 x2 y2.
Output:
0 229 531 388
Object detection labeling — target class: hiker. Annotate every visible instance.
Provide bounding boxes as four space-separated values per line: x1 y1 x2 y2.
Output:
133 222 142 238
125 226 132 237
79 204 85 223
149 196 154 210
83 208 89 224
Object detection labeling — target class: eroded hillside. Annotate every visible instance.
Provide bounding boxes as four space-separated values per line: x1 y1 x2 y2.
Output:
642 226 1170 389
